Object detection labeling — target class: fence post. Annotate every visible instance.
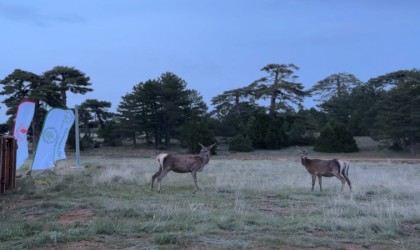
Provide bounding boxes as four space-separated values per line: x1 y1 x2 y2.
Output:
0 137 4 194
0 136 17 195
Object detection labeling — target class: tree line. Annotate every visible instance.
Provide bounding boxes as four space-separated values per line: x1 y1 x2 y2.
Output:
1 64 419 154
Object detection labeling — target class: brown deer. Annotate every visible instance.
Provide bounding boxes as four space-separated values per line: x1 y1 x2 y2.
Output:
297 146 352 192
151 143 216 193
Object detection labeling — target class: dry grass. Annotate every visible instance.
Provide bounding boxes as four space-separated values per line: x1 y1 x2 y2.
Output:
2 145 420 249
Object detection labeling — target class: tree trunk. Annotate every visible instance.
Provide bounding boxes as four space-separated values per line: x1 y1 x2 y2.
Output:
165 127 171 150
409 135 417 156
60 88 67 107
154 132 159 149
132 132 137 148
145 131 150 144
269 71 280 117
336 77 342 98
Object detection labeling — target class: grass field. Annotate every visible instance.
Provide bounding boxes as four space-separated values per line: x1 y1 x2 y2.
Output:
1 144 420 249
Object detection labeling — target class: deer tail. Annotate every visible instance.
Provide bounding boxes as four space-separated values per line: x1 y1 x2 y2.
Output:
341 162 349 178
341 161 352 190
156 153 168 169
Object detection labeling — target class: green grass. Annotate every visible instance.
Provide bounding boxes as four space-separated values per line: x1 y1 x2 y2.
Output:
1 154 420 249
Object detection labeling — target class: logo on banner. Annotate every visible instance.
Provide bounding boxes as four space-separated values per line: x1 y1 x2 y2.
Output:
15 123 29 142
42 127 59 144
63 113 73 124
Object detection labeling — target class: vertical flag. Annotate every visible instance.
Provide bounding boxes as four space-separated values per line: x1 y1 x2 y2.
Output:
13 100 36 168
54 109 75 161
31 108 75 170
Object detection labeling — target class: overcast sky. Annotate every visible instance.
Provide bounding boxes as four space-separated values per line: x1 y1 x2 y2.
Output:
1 0 420 122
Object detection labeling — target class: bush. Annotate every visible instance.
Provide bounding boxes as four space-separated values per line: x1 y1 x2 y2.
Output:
180 120 217 154
247 113 289 149
389 142 403 151
229 134 253 152
314 122 359 153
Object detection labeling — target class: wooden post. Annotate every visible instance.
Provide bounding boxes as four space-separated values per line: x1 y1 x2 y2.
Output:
0 136 17 194
0 138 4 194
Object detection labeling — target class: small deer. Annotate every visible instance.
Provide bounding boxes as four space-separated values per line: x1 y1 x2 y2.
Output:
297 146 352 192
151 143 216 193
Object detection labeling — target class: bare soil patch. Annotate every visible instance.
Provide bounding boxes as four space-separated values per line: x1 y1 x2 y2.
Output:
48 240 105 250
58 208 95 225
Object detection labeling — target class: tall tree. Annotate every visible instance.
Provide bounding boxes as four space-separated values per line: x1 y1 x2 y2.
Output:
249 64 306 116
0 69 61 115
211 86 259 137
76 99 112 146
0 69 61 145
80 99 112 129
117 92 144 147
117 72 208 149
158 72 208 149
313 73 362 126
211 86 256 117
370 69 420 155
346 83 382 136
310 72 362 101
43 66 93 107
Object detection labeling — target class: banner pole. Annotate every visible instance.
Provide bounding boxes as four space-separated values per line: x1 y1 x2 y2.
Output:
75 105 81 168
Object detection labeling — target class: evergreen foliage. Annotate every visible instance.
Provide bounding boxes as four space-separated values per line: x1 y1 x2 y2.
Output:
288 115 316 145
249 64 306 116
97 120 122 146
117 72 208 149
264 118 289 149
2 65 419 154
370 69 420 154
314 122 359 153
247 113 291 149
247 113 270 148
0 123 9 135
229 134 253 152
180 121 216 154
42 66 93 106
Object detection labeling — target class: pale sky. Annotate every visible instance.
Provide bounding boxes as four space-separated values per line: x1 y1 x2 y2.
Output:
1 0 420 122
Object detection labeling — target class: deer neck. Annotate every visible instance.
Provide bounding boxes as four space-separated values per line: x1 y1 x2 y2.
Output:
199 152 210 165
301 157 309 169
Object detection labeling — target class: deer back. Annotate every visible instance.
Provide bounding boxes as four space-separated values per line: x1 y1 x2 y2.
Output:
302 158 340 176
164 154 207 173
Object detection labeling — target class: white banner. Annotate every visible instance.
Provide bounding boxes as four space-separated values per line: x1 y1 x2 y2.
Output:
31 108 74 170
55 109 75 161
13 100 35 168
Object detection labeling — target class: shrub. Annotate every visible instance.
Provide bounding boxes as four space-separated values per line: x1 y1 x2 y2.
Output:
247 113 289 149
229 134 253 152
314 122 359 153
180 120 217 154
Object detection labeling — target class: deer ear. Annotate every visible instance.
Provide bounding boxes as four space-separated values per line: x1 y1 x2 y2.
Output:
198 143 204 148
209 143 216 149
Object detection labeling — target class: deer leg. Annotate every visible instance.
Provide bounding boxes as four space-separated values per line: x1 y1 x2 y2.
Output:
335 174 346 192
157 169 171 193
342 166 352 191
318 175 323 192
191 171 200 192
151 168 162 190
343 174 352 191
311 175 316 191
